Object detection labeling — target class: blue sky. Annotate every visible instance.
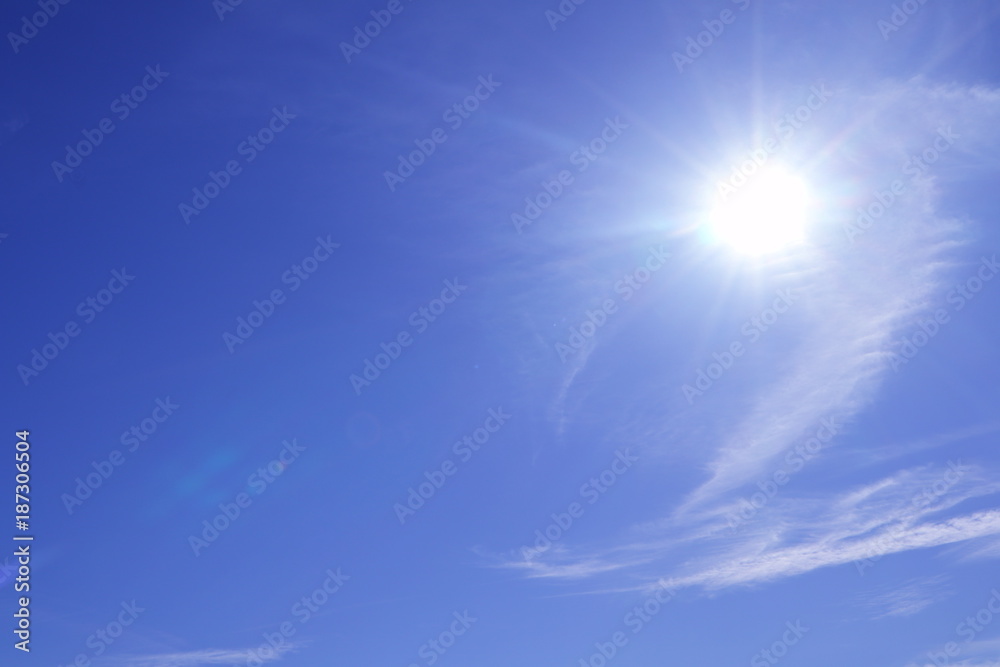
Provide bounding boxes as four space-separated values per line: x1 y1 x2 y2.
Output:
3 0 1000 665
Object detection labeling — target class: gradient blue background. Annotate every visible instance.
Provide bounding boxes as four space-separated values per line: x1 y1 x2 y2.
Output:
3 1 1000 666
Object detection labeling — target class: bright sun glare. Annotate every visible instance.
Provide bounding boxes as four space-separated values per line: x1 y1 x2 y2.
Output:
708 166 813 256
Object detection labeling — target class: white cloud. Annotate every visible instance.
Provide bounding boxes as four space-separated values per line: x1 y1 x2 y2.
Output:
493 79 1000 597
668 478 1000 591
859 575 952 619
498 453 1000 594
111 646 292 667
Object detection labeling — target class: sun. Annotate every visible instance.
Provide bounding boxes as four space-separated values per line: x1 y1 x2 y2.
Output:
706 166 814 256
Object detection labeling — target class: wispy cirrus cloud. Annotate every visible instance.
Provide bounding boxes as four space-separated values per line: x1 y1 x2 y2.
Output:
496 460 1000 595
857 575 953 619
664 468 1000 591
110 646 293 667
490 79 1000 596
677 117 965 510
